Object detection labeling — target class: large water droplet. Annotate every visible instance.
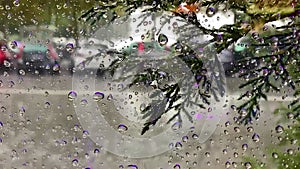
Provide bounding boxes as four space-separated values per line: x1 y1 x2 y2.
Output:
4 60 11 68
275 125 284 134
206 7 216 17
66 43 75 53
252 133 260 142
272 152 278 158
107 94 113 101
93 92 104 101
44 102 51 109
18 69 26 75
52 64 60 71
244 162 252 169
242 144 248 151
175 142 182 150
68 91 77 101
72 159 79 166
173 164 181 169
158 34 168 46
127 164 138 169
117 124 128 132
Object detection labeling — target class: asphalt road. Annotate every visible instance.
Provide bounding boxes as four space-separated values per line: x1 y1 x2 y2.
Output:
0 71 293 169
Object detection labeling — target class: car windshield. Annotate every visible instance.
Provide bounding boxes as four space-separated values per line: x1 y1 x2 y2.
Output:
0 1 299 169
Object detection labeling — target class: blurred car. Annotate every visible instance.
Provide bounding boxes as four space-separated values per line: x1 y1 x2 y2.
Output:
10 25 75 75
15 43 59 75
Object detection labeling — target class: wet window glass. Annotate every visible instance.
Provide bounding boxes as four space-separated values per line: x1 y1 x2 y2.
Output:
0 1 299 169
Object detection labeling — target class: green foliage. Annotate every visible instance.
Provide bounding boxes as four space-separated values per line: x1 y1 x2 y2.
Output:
79 0 300 136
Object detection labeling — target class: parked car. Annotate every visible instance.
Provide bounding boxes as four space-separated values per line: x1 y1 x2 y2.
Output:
15 43 59 75
10 25 75 75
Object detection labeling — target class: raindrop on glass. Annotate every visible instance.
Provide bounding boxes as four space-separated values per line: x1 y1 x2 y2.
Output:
66 43 74 53
173 164 181 169
252 133 260 142
158 34 168 46
94 148 100 154
44 102 51 109
80 99 88 106
272 152 278 158
275 125 284 134
127 164 138 169
182 136 188 142
52 64 60 71
206 7 216 17
242 144 248 151
117 124 128 132
68 91 77 101
192 134 199 139
93 92 104 101
175 142 182 150
18 69 26 75
72 159 79 166
244 162 252 169
4 60 11 68
107 94 113 101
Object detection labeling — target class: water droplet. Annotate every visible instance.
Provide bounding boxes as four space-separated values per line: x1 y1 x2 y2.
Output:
13 0 20 7
158 34 168 46
205 152 210 157
206 7 216 17
80 99 88 106
244 162 252 169
68 91 77 101
234 127 240 133
231 105 237 111
242 144 248 151
4 60 11 67
247 126 254 132
8 81 15 88
182 136 188 142
286 112 294 119
66 43 74 53
117 124 128 132
78 62 85 70
252 133 260 142
18 69 26 75
67 115 73 121
94 148 100 154
287 149 294 155
272 152 278 158
275 125 284 134
93 92 104 101
72 159 79 166
225 161 231 168
192 134 199 139
127 164 138 169
173 164 181 169
52 64 60 71
83 130 89 138
107 94 113 101
175 142 182 149
19 106 25 116
44 102 51 109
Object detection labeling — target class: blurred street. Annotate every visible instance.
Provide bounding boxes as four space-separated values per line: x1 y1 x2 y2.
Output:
0 70 291 168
